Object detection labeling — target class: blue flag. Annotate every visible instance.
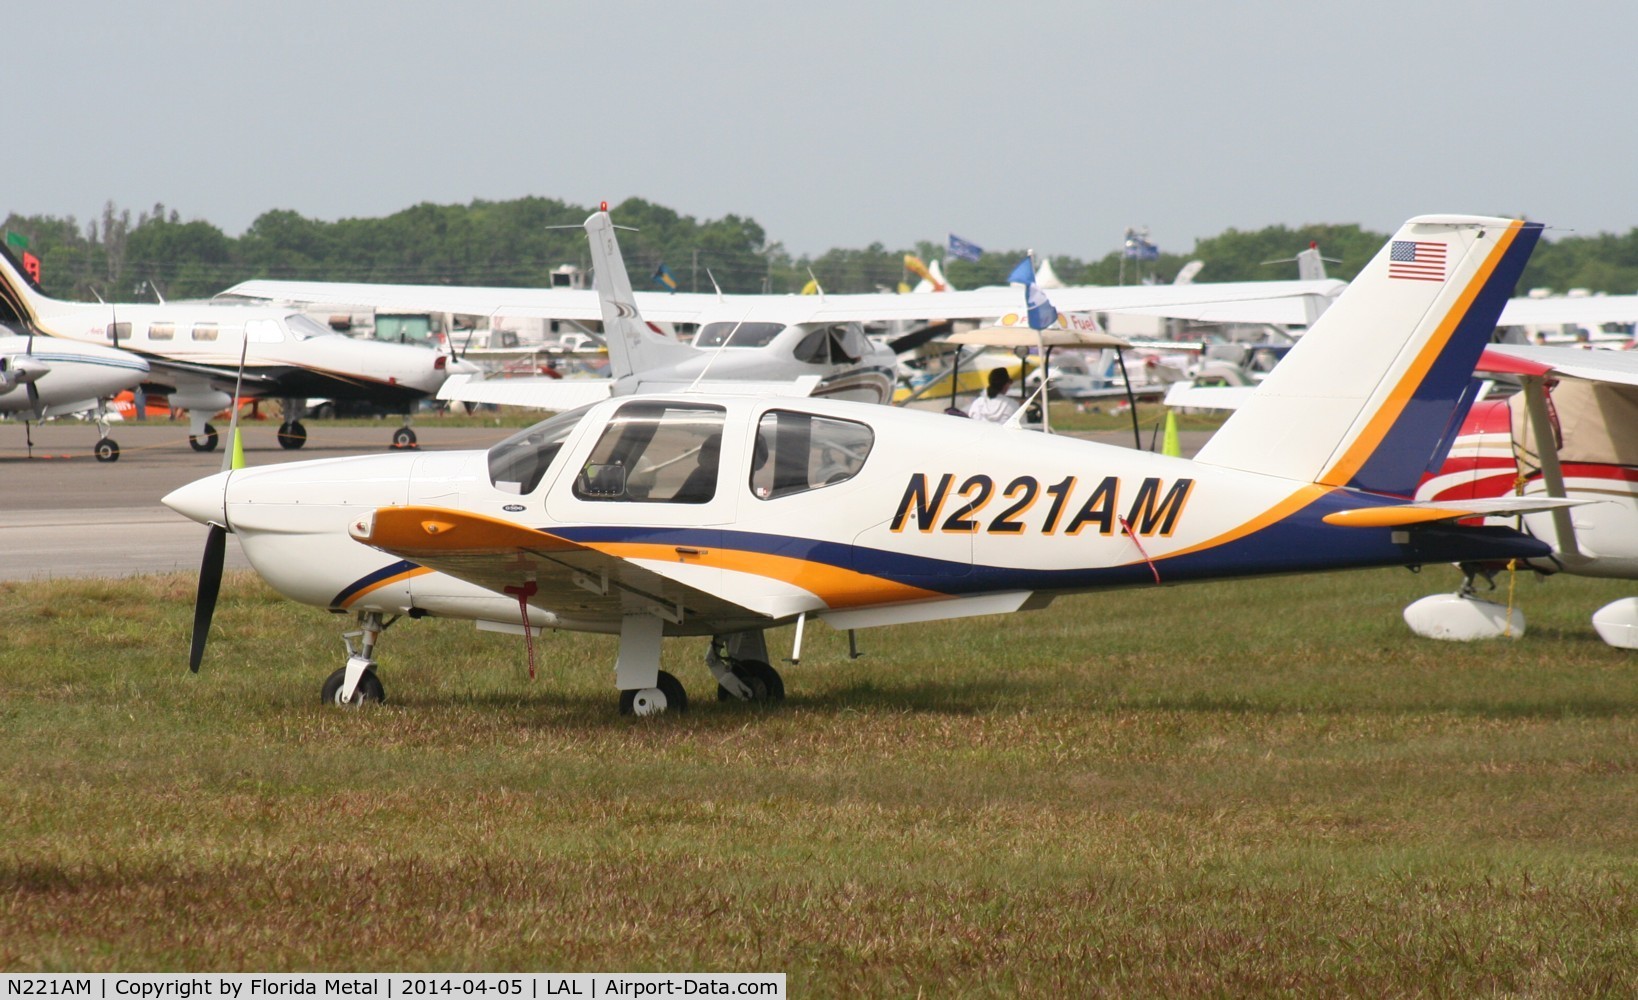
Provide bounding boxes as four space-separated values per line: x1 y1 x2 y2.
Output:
1009 257 1058 330
947 233 983 262
653 263 678 291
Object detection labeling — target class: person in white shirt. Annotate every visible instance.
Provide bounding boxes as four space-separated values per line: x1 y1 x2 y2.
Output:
966 367 1020 423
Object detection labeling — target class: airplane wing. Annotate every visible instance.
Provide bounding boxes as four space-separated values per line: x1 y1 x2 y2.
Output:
220 280 722 324
438 373 825 410
1163 383 1257 410
438 374 615 409
348 505 818 627
1321 497 1584 528
1484 343 1638 388
223 277 1343 329
1499 295 1638 329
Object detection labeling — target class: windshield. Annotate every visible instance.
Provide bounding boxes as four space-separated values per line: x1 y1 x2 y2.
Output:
284 313 333 341
486 405 594 494
694 321 787 348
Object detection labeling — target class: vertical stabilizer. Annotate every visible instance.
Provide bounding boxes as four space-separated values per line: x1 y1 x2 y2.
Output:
1195 215 1542 497
583 209 699 384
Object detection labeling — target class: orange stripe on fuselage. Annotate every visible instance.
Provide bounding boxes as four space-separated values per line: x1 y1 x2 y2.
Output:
338 565 434 608
1150 483 1334 562
591 542 942 609
1319 221 1523 488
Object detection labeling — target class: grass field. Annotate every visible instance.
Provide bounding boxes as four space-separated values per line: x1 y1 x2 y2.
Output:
1 565 1633 995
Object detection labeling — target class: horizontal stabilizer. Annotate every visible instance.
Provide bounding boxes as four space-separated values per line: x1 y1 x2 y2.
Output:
1163 383 1254 411
1322 496 1584 528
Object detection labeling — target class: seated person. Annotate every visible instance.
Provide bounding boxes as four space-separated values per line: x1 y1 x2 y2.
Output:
672 433 722 503
967 367 1021 423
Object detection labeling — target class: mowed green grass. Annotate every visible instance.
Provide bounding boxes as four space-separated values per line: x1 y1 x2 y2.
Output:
1 567 1634 995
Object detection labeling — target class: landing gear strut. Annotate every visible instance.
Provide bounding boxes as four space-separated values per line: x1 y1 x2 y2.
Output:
92 404 119 462
707 631 785 703
322 610 396 706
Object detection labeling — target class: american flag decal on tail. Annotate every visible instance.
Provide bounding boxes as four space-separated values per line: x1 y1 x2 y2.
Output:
1389 240 1447 282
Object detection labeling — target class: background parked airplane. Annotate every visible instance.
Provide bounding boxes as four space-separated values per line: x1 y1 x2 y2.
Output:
165 212 1562 715
0 330 149 459
1407 344 1638 647
217 232 1344 409
0 247 478 453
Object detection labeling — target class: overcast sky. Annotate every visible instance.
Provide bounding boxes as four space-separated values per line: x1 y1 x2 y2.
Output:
8 2 1632 261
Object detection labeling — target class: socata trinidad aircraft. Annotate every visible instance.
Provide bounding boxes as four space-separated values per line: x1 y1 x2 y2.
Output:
0 246 478 454
165 210 1568 714
218 224 1342 412
0 329 150 458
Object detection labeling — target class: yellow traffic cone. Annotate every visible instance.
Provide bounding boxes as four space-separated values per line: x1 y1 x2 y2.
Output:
1161 409 1181 457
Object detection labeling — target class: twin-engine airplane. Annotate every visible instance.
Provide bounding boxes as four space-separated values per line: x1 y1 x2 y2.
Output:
166 211 1568 714
0 247 477 454
1 330 149 459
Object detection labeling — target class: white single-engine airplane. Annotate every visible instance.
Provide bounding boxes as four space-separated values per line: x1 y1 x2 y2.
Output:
166 211 1564 714
1 329 150 459
219 223 1343 412
0 247 477 453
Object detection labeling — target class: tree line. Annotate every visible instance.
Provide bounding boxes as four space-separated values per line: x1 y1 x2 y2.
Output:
6 197 1637 304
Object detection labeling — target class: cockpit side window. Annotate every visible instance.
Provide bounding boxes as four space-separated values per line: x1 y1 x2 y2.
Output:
573 401 727 504
750 410 873 500
694 321 786 348
487 404 594 494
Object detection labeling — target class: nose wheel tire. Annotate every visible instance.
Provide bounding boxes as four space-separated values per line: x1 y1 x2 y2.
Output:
277 421 308 450
619 670 688 716
391 426 418 449
716 659 785 702
94 438 120 462
189 424 218 452
320 667 386 706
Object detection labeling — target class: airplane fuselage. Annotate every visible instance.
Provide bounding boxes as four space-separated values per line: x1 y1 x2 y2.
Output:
169 395 1549 638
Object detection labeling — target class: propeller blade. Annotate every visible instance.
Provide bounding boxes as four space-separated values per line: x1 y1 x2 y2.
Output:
26 381 41 420
190 523 227 673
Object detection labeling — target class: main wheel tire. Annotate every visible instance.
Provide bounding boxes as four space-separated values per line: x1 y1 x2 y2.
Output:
716 659 786 702
320 667 386 706
94 438 120 462
277 421 308 450
189 424 218 452
619 670 688 716
391 426 418 449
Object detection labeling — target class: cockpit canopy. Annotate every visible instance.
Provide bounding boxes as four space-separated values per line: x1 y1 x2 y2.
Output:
485 399 875 505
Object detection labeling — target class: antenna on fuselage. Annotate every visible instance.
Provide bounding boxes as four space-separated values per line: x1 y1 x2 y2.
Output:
683 308 754 394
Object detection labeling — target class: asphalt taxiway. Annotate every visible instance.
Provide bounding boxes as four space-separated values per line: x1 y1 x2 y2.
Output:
0 421 511 582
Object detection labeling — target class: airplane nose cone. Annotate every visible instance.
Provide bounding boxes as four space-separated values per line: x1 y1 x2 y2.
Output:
163 470 232 526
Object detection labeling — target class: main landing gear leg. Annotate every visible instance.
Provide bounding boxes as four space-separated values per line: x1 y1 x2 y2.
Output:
322 610 395 706
92 402 119 462
615 612 686 716
708 630 785 704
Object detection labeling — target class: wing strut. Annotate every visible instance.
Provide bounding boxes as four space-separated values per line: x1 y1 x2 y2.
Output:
1520 374 1580 557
